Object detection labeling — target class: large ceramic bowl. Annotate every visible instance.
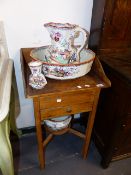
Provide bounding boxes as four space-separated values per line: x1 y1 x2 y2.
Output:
30 46 95 80
44 116 72 131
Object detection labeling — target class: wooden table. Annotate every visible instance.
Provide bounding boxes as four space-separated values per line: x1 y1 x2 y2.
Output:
20 48 110 169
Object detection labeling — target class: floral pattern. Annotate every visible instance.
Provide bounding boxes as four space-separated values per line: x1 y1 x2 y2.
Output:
43 65 78 78
45 22 88 64
50 32 61 42
30 46 95 80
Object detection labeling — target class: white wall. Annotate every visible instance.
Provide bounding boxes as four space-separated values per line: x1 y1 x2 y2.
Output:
0 0 93 128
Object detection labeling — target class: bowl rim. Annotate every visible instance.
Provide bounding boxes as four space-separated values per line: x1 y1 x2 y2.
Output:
30 45 95 67
46 116 72 123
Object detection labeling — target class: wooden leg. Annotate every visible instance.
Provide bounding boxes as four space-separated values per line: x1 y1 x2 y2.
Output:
0 116 14 175
33 98 45 169
82 89 100 159
43 134 54 147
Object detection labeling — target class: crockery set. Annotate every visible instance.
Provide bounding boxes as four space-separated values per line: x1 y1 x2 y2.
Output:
28 22 95 88
28 22 96 130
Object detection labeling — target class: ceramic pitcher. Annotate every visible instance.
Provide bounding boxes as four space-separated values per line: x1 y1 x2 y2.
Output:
28 61 47 89
44 22 89 64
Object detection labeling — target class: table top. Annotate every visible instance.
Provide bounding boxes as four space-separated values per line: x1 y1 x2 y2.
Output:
20 48 110 98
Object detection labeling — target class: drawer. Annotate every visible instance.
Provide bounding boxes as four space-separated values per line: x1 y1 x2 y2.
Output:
40 102 93 120
39 90 95 110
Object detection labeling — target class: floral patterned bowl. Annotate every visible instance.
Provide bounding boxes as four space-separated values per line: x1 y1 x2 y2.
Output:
44 116 72 131
30 46 95 80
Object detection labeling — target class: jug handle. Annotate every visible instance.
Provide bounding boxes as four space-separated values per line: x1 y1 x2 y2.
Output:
74 27 89 62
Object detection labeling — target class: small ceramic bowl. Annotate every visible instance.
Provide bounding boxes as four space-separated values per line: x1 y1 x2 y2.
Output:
30 46 95 80
44 116 72 131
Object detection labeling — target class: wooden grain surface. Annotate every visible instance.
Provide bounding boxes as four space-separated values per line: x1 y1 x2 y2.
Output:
40 102 93 120
39 90 95 109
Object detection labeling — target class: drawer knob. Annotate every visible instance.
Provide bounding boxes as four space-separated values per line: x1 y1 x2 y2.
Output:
122 124 126 128
66 107 72 113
